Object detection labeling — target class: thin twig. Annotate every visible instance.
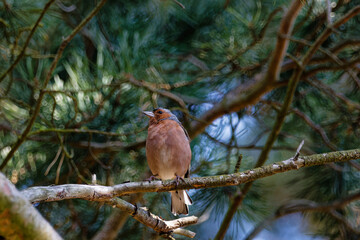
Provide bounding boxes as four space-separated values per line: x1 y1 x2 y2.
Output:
0 0 56 83
127 74 187 110
0 0 108 170
45 147 62 176
245 191 360 240
173 0 185 9
262 100 338 151
305 78 360 111
29 128 135 137
55 152 65 185
293 140 304 160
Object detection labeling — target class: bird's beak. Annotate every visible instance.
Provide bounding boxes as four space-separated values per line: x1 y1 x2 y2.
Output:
142 111 154 118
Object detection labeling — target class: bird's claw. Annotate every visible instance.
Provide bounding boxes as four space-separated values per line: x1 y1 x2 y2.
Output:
144 175 159 183
174 175 185 187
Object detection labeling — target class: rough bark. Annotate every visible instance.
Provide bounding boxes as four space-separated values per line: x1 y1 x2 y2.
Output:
0 173 62 240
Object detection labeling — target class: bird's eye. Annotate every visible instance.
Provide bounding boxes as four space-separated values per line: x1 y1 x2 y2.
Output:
158 110 163 114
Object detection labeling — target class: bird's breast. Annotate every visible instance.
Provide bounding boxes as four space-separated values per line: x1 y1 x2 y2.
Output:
146 120 191 180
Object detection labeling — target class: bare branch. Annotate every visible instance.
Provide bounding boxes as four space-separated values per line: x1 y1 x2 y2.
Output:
105 198 197 238
17 148 360 238
21 148 360 203
172 228 196 238
0 173 62 240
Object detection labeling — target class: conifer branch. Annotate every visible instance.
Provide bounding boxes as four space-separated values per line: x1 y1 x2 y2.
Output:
0 0 56 83
0 0 108 170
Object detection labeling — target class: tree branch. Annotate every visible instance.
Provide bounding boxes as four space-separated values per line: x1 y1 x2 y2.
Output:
104 198 197 238
0 0 56 83
127 74 187 110
305 78 360 111
245 191 360 240
17 148 360 238
21 148 360 203
29 127 135 137
302 5 360 65
189 0 304 139
262 100 338 151
215 5 360 239
0 0 108 170
0 172 62 240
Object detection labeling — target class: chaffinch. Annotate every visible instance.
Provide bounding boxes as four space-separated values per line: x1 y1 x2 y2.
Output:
143 108 192 215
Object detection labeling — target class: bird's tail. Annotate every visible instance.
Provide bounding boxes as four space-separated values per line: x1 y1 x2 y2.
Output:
170 190 192 216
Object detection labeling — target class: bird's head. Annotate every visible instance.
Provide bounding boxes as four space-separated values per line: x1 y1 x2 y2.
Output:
143 108 175 124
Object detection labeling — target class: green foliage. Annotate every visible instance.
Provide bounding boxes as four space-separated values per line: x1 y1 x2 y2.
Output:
1 0 360 239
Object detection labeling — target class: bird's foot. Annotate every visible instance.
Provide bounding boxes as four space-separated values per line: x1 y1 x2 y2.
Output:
174 175 185 187
144 175 159 183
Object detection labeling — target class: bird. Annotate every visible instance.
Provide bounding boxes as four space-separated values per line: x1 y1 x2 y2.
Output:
143 107 192 215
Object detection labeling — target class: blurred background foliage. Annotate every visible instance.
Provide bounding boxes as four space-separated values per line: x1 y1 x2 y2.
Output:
0 0 360 239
